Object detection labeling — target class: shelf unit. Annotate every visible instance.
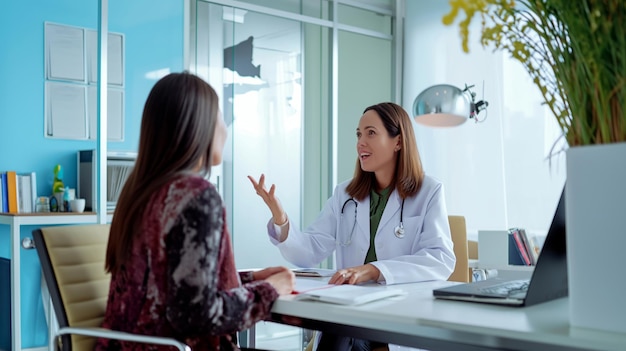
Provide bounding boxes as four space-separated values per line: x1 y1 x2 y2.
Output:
0 212 109 351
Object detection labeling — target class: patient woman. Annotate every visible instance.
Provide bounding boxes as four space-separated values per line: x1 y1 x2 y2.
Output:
96 72 294 351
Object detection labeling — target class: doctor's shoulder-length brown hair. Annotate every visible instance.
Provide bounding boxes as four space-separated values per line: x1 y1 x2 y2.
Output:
345 102 425 201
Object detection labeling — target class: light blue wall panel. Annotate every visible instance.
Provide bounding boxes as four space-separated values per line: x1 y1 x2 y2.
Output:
0 0 183 347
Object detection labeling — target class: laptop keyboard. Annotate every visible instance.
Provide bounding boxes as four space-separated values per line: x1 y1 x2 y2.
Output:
479 279 530 297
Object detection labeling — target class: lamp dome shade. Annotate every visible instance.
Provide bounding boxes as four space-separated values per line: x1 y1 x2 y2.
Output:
413 84 471 127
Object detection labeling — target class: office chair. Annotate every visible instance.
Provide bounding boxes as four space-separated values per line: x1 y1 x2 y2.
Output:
447 215 470 283
33 224 191 351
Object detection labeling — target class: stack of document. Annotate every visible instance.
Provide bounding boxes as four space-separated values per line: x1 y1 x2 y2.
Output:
294 278 405 305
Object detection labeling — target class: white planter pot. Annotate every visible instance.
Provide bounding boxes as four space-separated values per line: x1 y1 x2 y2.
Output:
566 142 626 333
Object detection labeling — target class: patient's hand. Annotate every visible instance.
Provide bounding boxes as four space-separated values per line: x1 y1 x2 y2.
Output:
263 267 295 295
253 266 290 281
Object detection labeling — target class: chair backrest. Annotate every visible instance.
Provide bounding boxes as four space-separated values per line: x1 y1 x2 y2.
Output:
447 216 469 282
468 240 478 260
33 224 111 351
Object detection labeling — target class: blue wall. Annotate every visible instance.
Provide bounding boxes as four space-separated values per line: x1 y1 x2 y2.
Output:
0 0 183 347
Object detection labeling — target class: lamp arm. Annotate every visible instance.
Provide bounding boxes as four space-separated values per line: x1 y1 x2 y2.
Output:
465 84 489 121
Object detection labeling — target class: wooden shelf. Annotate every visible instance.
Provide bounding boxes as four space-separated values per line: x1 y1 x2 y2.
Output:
0 211 96 217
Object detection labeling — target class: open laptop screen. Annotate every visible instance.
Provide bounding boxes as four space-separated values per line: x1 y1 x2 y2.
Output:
433 187 567 307
523 190 567 306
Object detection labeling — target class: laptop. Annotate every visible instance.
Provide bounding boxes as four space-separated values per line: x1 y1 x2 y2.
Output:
433 188 567 307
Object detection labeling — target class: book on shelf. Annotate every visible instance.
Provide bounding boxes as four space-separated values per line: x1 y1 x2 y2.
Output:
0 172 6 212
525 232 542 265
508 227 535 266
6 171 19 213
1 171 37 214
518 228 538 265
17 174 32 213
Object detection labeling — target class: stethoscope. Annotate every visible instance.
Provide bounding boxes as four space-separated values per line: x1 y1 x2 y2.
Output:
338 197 405 246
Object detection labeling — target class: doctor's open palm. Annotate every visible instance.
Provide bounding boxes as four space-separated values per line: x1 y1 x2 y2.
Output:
248 174 288 228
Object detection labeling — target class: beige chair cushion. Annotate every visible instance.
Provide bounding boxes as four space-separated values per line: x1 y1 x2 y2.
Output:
37 224 111 351
447 216 470 283
468 240 478 260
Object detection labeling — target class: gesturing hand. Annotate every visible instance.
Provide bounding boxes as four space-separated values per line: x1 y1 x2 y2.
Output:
248 174 287 225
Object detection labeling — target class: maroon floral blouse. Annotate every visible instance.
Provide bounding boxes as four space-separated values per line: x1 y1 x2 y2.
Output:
95 174 278 351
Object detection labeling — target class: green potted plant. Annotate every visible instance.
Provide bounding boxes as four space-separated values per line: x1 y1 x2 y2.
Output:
442 0 625 146
442 0 626 333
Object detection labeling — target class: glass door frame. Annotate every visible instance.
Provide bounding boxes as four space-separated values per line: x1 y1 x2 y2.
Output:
188 0 402 200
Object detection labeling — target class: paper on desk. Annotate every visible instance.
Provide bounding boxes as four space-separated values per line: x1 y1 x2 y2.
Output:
294 277 335 293
294 284 405 305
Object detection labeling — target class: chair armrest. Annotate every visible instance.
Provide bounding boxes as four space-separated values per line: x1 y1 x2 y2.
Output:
56 327 191 351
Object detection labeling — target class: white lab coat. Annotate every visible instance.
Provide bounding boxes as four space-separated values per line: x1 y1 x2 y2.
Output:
267 175 454 351
267 174 455 285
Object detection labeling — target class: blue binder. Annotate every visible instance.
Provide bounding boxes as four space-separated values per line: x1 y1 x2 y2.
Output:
508 233 526 265
1 173 8 212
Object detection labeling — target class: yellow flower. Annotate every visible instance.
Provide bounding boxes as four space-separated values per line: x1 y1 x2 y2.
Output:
442 0 626 145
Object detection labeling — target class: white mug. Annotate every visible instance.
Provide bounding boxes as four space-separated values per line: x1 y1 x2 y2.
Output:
69 198 86 213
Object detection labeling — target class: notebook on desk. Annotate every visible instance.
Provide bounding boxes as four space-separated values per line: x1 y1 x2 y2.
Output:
295 284 405 305
433 188 567 307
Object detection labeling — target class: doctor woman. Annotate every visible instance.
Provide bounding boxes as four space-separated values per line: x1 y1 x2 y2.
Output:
249 102 455 351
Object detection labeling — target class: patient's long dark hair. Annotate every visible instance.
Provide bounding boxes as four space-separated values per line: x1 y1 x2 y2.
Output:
105 72 219 274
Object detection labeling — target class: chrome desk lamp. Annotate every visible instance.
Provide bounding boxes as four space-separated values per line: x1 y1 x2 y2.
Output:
413 83 489 127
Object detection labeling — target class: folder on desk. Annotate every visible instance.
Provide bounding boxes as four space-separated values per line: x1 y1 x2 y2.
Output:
295 284 405 305
292 268 336 277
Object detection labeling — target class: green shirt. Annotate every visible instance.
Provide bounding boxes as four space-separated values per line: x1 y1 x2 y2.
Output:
364 186 392 264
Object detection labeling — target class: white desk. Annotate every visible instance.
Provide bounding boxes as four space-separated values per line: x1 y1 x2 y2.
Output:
270 280 626 351
0 213 104 351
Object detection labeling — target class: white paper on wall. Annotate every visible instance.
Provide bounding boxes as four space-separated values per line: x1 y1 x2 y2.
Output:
46 23 85 82
46 82 88 139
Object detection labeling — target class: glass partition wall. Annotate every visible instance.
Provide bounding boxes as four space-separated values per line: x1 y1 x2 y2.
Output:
202 3 307 270
190 0 397 349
